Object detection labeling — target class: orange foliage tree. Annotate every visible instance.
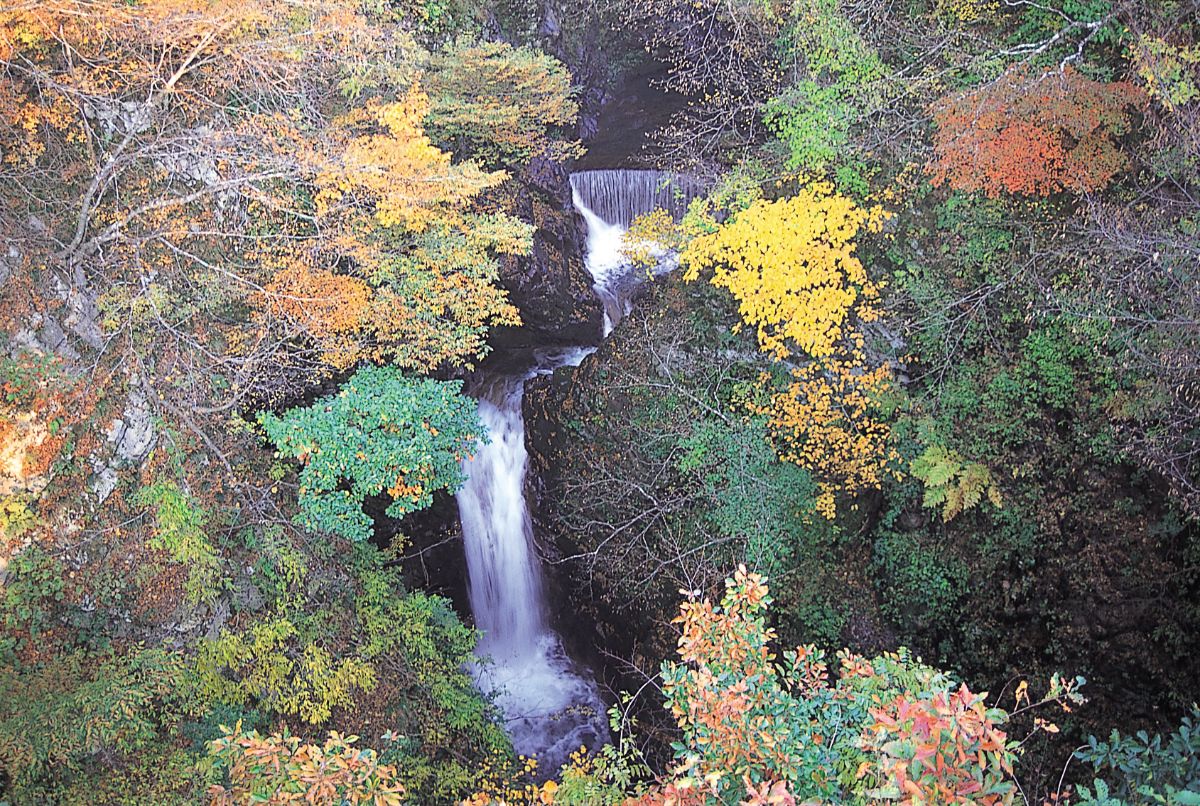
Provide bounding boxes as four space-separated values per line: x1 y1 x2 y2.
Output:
250 87 526 376
206 724 406 806
2 0 399 406
928 67 1146 197
615 566 1082 806
1 0 571 412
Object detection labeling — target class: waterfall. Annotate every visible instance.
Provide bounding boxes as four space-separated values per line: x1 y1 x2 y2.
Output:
571 169 702 334
572 187 628 335
457 170 698 774
456 350 606 772
458 379 546 660
568 169 704 227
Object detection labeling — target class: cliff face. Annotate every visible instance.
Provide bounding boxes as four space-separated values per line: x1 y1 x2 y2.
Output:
521 279 703 670
493 155 603 348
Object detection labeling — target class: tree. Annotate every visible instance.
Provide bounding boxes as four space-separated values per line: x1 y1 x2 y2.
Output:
0 648 195 799
1073 708 1200 805
196 615 378 726
1 0 532 425
753 358 902 519
258 365 482 542
0 351 92 498
422 38 580 166
635 567 1078 805
681 182 887 361
910 443 1002 522
929 67 1146 197
253 88 527 378
133 480 222 606
680 181 898 517
763 0 888 179
617 0 785 164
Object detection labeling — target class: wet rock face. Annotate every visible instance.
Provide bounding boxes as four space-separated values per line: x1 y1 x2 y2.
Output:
494 157 603 348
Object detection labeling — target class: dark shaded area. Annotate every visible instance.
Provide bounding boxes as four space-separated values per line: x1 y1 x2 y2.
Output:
576 58 689 169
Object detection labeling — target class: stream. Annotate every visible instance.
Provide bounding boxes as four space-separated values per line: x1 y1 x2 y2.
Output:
455 170 701 772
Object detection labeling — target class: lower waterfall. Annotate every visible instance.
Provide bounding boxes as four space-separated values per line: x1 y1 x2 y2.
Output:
456 360 607 771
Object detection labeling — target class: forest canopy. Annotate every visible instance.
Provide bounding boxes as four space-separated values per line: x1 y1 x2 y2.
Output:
2 0 1199 803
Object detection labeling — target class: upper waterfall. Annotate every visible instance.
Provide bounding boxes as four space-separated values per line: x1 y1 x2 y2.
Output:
568 169 705 227
570 169 701 335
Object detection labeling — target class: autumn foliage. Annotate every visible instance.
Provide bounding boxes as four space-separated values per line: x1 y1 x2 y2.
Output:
423 38 581 164
207 725 406 806
251 87 525 376
261 264 373 371
680 182 898 517
753 359 901 519
681 183 887 361
0 355 90 492
635 566 1020 804
929 67 1146 197
0 0 571 407
870 685 1014 804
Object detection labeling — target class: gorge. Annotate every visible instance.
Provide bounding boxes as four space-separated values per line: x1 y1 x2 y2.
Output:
4 2 1199 800
456 169 703 770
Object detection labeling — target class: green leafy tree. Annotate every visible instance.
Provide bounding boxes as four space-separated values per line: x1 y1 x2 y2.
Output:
764 0 887 182
258 365 483 541
0 542 65 640
1075 709 1200 805
133 480 222 605
0 648 196 799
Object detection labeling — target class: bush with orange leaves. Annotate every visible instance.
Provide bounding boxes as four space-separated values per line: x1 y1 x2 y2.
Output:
462 570 1084 806
646 566 1024 805
928 67 1146 198
206 724 406 805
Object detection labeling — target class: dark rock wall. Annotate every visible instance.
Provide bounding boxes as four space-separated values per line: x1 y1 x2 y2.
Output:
493 155 603 348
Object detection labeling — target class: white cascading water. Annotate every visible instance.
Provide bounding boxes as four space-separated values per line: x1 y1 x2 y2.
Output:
572 188 627 336
456 170 702 773
571 170 694 335
458 381 547 660
457 357 606 772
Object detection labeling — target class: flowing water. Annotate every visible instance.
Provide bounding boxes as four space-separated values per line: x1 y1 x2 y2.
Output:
456 169 703 773
569 169 705 228
570 170 696 335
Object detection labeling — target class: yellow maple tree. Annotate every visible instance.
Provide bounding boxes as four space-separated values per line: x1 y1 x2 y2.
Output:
315 89 506 232
751 360 902 519
682 181 888 360
682 181 898 518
